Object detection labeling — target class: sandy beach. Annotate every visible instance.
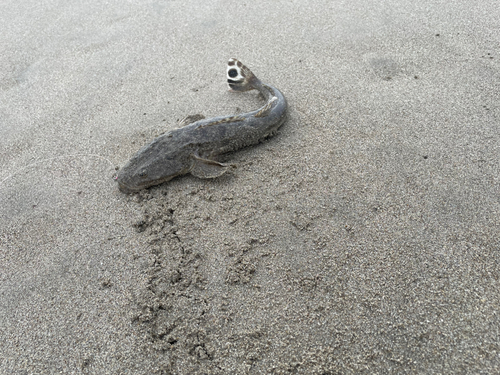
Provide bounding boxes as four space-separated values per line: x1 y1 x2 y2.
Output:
1 0 499 373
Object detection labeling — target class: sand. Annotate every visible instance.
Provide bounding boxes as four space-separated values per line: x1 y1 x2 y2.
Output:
1 0 499 373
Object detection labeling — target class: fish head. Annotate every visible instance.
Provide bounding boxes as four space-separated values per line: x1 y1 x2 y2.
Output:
117 136 190 193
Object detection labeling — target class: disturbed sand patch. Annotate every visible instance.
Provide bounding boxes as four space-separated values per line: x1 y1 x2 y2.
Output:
126 133 500 374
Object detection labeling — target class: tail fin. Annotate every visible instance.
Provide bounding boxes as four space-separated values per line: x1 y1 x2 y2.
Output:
227 58 261 92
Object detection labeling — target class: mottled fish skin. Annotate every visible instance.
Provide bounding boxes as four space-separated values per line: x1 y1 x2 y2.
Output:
117 59 287 193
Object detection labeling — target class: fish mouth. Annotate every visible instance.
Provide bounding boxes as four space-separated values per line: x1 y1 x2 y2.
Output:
117 180 144 194
117 175 177 194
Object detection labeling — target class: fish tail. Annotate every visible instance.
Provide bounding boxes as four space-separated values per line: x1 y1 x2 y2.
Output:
227 58 261 92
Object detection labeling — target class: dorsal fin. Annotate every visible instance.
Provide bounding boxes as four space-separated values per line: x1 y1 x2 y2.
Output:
254 96 278 118
227 58 260 92
179 114 205 127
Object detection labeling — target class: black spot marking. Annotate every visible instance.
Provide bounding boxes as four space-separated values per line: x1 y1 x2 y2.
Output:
228 60 236 66
228 69 238 78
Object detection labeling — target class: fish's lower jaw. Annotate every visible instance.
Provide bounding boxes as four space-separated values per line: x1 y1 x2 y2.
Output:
118 174 180 193
118 182 140 194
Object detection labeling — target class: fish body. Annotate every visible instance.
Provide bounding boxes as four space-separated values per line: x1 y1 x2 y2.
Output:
117 59 287 193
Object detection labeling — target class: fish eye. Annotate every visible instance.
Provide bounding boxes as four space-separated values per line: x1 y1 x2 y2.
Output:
228 68 238 78
138 171 147 178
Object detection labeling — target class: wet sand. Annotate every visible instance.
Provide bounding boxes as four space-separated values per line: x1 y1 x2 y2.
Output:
1 0 500 373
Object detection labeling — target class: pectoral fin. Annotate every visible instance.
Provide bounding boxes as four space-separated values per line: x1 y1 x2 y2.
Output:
190 154 235 179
